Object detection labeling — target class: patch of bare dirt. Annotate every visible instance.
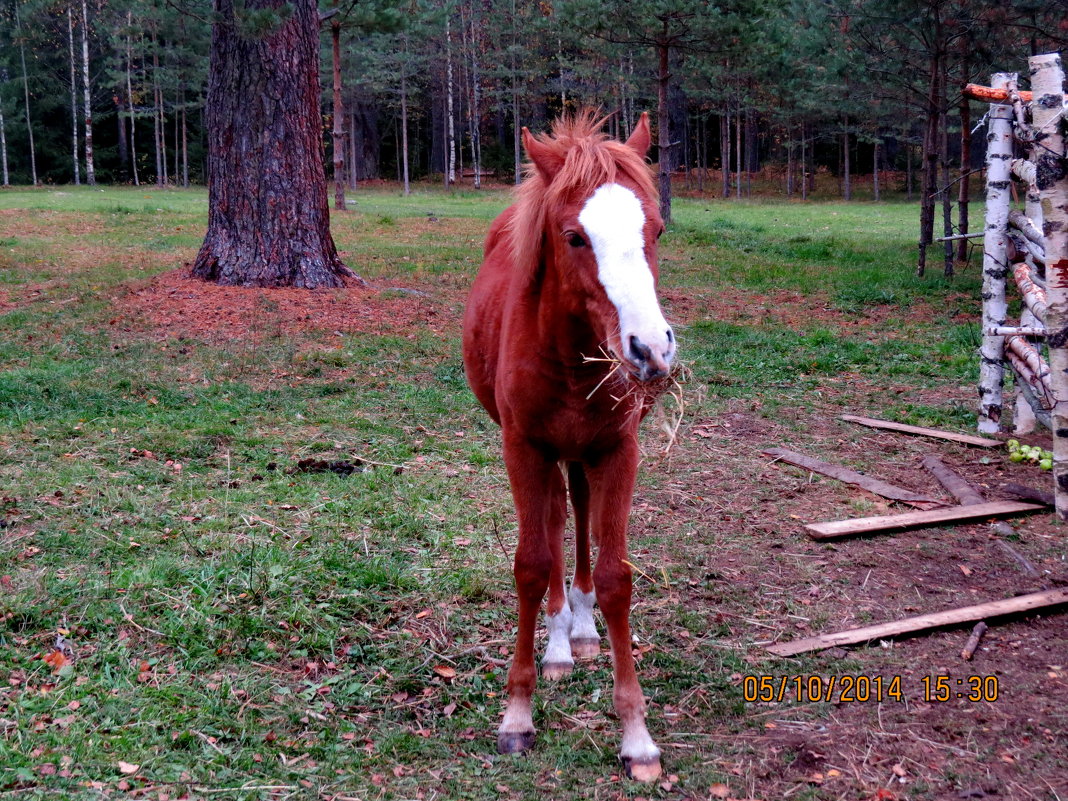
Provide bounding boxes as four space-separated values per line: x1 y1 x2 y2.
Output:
115 267 465 345
629 386 1068 799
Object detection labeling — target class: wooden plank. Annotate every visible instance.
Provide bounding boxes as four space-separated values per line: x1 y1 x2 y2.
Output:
804 500 1044 540
840 415 1001 448
763 447 939 505
766 588 1068 657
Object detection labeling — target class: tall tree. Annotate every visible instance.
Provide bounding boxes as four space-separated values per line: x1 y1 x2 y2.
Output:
192 0 356 287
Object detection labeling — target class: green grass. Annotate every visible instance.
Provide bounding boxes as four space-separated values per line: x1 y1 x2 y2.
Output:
0 184 1002 799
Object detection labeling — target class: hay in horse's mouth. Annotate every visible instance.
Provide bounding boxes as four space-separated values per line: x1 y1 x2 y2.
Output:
581 350 690 455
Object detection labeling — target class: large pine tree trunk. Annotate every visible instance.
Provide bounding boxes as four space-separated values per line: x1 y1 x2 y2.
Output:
192 0 355 288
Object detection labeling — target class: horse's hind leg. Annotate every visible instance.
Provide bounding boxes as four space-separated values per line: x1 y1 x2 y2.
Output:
498 440 553 754
567 462 599 659
541 464 574 680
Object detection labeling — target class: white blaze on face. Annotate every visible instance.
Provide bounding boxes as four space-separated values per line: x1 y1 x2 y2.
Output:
577 183 675 375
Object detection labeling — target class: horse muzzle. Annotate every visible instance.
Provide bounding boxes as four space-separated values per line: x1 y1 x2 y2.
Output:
625 331 674 382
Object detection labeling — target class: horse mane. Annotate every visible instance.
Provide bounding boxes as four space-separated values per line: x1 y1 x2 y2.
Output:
508 110 658 279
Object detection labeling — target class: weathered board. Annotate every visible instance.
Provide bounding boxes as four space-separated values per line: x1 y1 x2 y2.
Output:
840 415 1001 448
766 588 1068 657
805 500 1044 540
763 447 939 505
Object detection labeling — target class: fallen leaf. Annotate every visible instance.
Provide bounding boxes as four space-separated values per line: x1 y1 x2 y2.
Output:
432 665 456 680
42 650 70 673
443 702 457 717
118 761 139 775
710 783 730 799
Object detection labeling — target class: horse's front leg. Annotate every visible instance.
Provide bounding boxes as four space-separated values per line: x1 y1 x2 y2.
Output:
587 440 661 782
497 437 556 754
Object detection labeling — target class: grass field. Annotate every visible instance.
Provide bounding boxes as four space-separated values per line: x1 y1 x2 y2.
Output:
1 184 1064 801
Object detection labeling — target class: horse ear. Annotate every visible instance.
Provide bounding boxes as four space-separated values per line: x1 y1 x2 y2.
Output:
522 127 564 181
625 112 652 159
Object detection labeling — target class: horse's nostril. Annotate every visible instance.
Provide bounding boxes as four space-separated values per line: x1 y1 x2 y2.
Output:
629 335 652 363
666 329 674 344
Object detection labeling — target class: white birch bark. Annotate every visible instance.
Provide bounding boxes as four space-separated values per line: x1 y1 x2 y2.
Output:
15 1 37 185
400 36 411 196
68 7 80 185
977 73 1015 434
126 20 139 186
80 0 95 185
0 102 8 185
1029 52 1068 519
468 8 481 189
445 16 456 186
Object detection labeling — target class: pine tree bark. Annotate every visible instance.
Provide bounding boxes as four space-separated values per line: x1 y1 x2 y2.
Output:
80 0 95 185
192 0 355 288
917 47 940 276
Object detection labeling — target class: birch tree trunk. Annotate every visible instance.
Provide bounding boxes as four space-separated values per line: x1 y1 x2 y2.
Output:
1029 53 1068 518
872 138 879 201
0 104 8 186
126 20 139 186
510 0 519 186
152 37 164 186
15 1 37 185
720 111 730 198
842 128 851 200
331 6 346 211
656 32 671 222
977 73 1015 435
467 6 481 190
445 16 456 186
68 7 81 185
80 0 95 185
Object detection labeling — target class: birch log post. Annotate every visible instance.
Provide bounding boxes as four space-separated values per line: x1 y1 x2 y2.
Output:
978 73 1016 434
1029 53 1068 520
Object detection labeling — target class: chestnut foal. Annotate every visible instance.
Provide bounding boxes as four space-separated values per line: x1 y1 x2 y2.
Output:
462 111 675 782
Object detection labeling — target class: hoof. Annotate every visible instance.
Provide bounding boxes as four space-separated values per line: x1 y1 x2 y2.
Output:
497 730 536 754
570 637 600 660
622 756 662 783
541 660 574 681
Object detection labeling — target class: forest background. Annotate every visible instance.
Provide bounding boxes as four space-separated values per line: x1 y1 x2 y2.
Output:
1 0 1067 273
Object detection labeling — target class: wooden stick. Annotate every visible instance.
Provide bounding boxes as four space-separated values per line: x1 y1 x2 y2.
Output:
960 622 988 660
1013 263 1048 321
766 588 1068 657
804 501 1044 540
763 447 939 505
921 455 985 505
839 415 1001 448
963 83 1033 103
994 540 1043 582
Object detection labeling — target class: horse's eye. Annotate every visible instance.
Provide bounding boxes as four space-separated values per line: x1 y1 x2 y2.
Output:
656 227 665 240
566 232 587 248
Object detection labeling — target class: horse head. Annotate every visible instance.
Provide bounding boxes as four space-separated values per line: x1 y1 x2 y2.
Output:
520 113 676 383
